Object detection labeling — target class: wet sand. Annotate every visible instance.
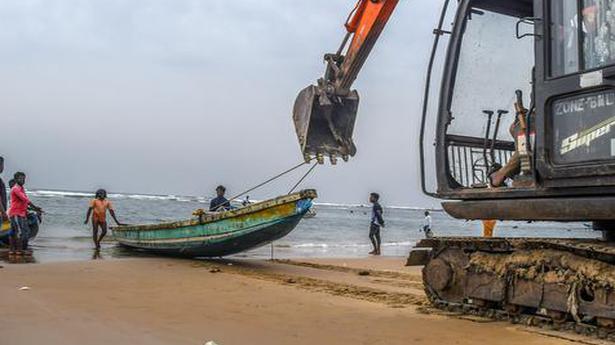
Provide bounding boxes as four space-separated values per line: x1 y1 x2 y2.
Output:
0 257 596 345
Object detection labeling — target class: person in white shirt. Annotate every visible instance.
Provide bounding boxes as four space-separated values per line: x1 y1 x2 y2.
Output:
422 211 433 238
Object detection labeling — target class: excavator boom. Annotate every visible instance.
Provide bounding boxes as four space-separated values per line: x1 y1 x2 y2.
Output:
293 0 399 164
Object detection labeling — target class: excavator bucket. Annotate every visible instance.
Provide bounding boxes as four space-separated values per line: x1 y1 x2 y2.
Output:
292 85 359 164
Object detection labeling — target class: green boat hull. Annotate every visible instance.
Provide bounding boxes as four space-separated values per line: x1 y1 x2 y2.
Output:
112 190 316 257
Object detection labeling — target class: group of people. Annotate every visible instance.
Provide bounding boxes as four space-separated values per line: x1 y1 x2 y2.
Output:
83 185 237 251
85 186 433 257
1 158 438 257
83 185 233 251
0 157 43 256
0 155 127 254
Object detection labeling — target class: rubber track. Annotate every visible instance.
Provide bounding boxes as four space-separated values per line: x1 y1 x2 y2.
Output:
419 237 615 341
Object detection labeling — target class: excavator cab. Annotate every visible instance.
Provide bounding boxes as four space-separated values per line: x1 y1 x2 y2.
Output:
434 0 615 225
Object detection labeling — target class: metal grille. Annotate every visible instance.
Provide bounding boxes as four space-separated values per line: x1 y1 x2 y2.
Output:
446 135 515 187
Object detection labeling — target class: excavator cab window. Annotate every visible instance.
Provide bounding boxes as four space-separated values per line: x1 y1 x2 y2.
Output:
541 0 615 180
550 0 615 77
444 5 534 189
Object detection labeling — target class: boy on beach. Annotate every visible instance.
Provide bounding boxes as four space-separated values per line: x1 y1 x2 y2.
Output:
8 172 43 255
85 189 123 250
422 211 433 238
368 192 385 255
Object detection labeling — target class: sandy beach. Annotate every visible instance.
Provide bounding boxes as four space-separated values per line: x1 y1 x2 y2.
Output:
0 256 597 345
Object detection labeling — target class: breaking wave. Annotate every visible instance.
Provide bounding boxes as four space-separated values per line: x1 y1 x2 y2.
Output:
28 189 200 203
25 189 434 210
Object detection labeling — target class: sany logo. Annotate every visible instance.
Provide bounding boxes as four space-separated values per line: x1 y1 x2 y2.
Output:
560 116 615 155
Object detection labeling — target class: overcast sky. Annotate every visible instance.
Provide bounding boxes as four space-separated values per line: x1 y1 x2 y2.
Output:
0 0 445 207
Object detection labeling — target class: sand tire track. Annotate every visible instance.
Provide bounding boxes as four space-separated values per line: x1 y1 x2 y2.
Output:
193 261 427 307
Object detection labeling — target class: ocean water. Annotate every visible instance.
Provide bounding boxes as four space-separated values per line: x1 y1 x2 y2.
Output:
5 190 599 263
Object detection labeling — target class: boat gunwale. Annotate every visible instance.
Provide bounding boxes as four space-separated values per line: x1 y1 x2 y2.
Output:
112 189 317 232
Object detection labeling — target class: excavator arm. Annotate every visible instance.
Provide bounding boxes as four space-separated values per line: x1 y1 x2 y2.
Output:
293 0 399 164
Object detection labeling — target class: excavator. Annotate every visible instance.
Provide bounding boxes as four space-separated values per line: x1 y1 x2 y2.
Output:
293 0 615 336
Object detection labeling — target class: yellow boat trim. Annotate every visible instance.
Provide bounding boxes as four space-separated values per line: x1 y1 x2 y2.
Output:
113 189 317 232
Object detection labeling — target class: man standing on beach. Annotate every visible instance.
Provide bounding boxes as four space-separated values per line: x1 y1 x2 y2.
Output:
0 157 7 222
8 172 43 255
368 192 385 255
422 211 433 238
85 189 123 250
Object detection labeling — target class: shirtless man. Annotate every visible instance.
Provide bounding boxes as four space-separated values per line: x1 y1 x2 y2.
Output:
85 189 123 250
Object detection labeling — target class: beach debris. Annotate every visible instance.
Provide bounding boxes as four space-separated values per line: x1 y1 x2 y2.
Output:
227 263 233 266
18 286 31 291
358 270 370 276
285 278 297 284
209 267 222 273
204 341 219 345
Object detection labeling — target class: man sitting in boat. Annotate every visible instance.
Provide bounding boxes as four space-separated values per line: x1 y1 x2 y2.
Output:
209 185 231 212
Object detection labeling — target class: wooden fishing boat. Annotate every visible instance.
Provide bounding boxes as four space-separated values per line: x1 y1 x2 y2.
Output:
112 189 317 257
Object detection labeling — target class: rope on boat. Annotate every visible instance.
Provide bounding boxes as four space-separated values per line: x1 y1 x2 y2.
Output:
215 159 317 210
288 162 318 194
